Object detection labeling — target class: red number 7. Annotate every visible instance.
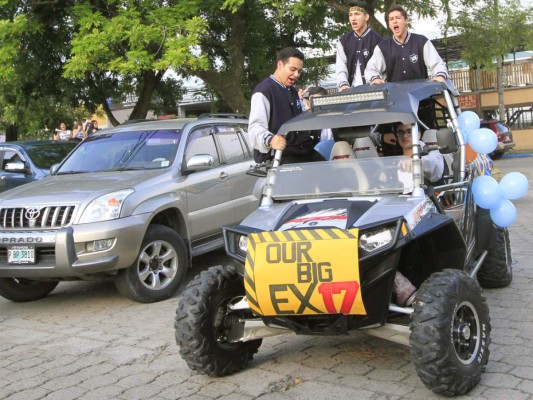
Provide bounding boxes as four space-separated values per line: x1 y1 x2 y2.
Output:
318 281 360 314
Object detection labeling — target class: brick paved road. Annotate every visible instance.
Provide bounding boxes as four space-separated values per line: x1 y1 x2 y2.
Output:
1 157 532 400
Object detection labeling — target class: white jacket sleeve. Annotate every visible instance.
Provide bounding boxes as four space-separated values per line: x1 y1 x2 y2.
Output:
336 41 350 88
421 150 445 183
423 41 449 80
364 45 387 83
248 92 274 154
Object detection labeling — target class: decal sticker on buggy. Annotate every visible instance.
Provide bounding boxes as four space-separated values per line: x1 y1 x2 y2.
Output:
244 228 366 317
280 208 348 230
404 198 435 230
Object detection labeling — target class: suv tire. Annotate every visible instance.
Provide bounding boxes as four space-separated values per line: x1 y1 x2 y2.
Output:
114 224 187 303
410 269 490 396
477 227 512 288
175 264 262 376
0 278 59 302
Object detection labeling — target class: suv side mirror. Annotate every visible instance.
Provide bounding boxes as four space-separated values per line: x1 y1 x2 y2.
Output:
50 163 60 175
4 161 27 174
185 154 214 172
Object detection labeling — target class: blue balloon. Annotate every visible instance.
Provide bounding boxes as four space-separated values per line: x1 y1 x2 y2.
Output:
490 199 517 227
473 175 502 209
499 172 528 200
468 128 498 154
315 139 334 160
462 129 470 145
457 111 480 139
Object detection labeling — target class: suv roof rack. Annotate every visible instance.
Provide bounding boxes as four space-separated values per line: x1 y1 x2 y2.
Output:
197 113 248 120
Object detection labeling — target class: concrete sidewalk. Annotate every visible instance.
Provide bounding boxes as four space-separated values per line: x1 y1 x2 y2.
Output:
0 157 532 400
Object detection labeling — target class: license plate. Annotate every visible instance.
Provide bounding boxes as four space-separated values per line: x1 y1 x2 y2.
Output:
244 228 366 316
8 246 35 264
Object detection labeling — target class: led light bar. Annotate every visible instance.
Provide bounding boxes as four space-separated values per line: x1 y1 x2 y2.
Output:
311 90 387 109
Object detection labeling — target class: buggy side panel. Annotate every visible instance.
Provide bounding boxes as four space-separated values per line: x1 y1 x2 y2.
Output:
399 213 466 288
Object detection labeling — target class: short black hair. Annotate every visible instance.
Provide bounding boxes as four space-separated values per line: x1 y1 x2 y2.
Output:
276 47 305 63
386 4 408 21
308 86 328 97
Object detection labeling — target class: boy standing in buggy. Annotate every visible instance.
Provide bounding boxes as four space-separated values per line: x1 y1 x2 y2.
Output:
336 1 383 90
365 4 448 84
248 47 324 164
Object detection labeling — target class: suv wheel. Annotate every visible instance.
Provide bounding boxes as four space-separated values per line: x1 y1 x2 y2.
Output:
0 278 59 302
477 227 512 288
410 269 490 396
175 264 262 376
114 224 187 303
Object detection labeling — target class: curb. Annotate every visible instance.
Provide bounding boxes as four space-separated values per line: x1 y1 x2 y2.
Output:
501 153 532 158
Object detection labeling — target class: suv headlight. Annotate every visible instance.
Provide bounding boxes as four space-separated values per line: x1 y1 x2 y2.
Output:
79 189 134 224
359 227 394 253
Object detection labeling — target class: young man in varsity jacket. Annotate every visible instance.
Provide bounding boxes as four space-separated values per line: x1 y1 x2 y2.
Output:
248 47 324 164
364 4 449 85
336 1 383 91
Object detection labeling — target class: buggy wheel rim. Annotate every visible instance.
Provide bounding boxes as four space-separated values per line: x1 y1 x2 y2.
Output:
452 300 481 364
137 240 178 290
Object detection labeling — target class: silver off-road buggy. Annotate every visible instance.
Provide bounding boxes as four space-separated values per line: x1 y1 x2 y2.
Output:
174 80 513 396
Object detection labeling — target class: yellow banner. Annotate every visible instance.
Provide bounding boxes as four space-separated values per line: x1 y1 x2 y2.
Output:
244 229 366 316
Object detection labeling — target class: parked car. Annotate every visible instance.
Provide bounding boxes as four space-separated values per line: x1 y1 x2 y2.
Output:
480 120 515 159
0 140 77 193
0 115 262 303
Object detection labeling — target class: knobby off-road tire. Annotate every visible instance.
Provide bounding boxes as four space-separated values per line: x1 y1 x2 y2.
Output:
410 269 491 397
0 278 59 302
175 265 262 376
114 224 187 303
477 227 512 288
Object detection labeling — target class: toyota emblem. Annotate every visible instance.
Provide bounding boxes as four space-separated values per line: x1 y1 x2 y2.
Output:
25 207 42 220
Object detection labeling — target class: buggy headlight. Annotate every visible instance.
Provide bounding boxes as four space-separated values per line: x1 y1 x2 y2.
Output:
238 235 248 253
359 227 394 253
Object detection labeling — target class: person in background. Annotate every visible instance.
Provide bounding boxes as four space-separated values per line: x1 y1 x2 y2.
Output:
71 121 84 141
304 86 334 142
248 47 324 164
54 122 71 141
84 120 99 138
336 1 383 90
364 4 448 85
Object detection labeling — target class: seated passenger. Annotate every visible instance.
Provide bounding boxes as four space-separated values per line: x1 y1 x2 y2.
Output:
396 123 445 185
376 123 402 157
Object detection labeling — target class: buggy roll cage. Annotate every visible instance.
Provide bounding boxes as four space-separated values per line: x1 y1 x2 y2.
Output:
261 80 467 207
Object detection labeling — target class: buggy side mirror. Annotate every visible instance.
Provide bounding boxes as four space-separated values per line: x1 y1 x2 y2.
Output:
436 128 458 154
247 164 268 177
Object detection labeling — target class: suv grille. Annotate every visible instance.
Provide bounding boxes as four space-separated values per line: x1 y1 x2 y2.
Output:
0 206 75 229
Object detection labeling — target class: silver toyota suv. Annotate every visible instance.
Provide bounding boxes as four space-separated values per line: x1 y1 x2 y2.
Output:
0 115 262 303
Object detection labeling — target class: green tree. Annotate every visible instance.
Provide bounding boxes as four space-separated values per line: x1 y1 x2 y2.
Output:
0 1 87 140
63 1 209 126
1 0 482 139
451 0 533 120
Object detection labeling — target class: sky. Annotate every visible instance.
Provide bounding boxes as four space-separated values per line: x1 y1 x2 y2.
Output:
408 0 533 40
411 16 445 40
